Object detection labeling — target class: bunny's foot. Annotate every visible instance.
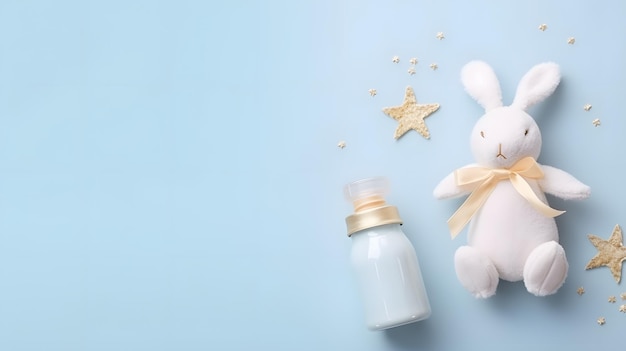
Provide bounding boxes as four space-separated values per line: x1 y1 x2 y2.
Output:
523 241 568 296
454 246 499 298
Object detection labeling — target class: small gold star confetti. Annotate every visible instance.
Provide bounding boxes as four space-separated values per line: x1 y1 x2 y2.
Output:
567 37 576 44
592 118 601 127
583 104 592 111
436 32 445 40
621 292 626 300
337 141 346 149
429 63 438 70
585 224 626 283
392 56 400 63
409 57 418 65
609 296 617 303
597 317 606 325
368 89 377 97
382 86 440 140
577 287 585 295
408 67 416 75
538 24 548 31
620 304 626 312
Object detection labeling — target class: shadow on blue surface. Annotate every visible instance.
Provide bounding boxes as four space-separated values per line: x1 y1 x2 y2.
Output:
383 317 436 350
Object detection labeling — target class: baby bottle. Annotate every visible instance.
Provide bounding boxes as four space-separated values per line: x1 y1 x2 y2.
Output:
344 177 431 330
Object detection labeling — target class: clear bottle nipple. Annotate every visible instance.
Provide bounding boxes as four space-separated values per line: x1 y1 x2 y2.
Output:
344 177 390 213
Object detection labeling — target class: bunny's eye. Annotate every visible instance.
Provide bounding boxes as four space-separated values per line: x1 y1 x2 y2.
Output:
480 131 485 138
524 129 529 136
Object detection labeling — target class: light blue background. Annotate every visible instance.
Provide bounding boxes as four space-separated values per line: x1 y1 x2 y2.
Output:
0 0 624 350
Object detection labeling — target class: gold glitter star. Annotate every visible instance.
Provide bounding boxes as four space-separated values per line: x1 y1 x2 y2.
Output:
609 296 617 303
429 63 438 70
620 304 626 313
592 118 601 127
621 292 626 300
436 32 445 40
382 86 440 140
368 89 377 97
597 317 606 325
409 57 418 65
408 67 416 75
567 37 576 44
337 141 346 149
577 287 585 295
585 225 626 283
583 104 592 111
538 24 548 31
392 56 400 63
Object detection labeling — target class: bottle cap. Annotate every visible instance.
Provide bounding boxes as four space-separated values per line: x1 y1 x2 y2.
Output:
344 177 403 236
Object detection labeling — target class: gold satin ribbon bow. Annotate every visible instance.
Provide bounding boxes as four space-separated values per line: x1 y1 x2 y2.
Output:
447 156 565 238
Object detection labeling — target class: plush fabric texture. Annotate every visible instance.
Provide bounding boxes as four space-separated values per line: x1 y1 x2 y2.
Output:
434 61 591 298
461 61 503 112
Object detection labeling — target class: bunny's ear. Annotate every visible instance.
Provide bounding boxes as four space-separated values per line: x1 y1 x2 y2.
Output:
461 61 503 112
511 62 560 111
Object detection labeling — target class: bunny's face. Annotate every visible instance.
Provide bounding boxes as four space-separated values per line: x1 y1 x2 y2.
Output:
461 61 560 168
470 107 541 169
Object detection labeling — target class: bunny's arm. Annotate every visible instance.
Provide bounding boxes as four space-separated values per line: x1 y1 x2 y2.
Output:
538 165 591 200
433 165 476 199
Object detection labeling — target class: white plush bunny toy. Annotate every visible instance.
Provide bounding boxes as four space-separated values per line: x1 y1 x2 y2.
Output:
433 61 590 298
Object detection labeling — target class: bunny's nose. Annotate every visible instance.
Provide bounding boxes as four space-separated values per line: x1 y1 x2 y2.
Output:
496 143 507 159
